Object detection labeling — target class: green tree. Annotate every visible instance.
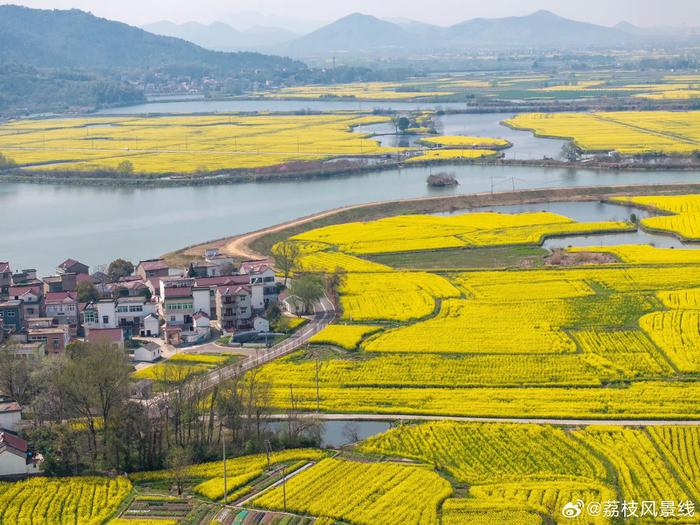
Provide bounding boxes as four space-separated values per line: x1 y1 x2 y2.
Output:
561 142 581 162
116 160 134 175
290 274 325 314
0 152 17 170
76 281 99 303
107 258 134 281
397 116 411 132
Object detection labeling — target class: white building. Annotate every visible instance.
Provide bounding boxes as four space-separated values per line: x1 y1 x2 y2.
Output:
0 399 21 433
134 342 161 363
0 431 41 478
141 313 160 337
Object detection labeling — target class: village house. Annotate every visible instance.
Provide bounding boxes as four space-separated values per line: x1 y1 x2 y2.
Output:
0 300 24 334
10 268 38 286
133 341 161 362
205 251 235 273
109 278 150 299
136 259 170 280
85 327 124 349
0 431 42 478
44 291 79 337
0 262 11 299
8 342 45 359
27 325 70 354
158 277 211 323
0 398 21 433
185 260 220 278
216 285 253 332
42 272 78 293
56 258 89 276
141 313 160 337
8 284 44 319
194 274 252 319
240 260 278 309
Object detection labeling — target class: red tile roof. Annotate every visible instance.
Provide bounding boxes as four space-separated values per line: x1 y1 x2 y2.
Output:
139 259 169 271
217 285 251 296
195 275 250 287
86 328 124 345
0 400 21 413
58 258 87 272
45 291 77 304
8 285 41 298
0 431 27 453
163 287 192 298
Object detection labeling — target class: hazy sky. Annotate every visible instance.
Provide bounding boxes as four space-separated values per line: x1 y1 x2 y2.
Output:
7 0 700 28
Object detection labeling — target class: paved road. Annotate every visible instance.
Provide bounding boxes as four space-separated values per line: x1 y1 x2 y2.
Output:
267 413 700 427
145 296 335 411
200 296 335 390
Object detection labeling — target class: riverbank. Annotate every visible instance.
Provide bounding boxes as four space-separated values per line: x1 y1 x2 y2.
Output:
163 182 700 266
7 154 700 189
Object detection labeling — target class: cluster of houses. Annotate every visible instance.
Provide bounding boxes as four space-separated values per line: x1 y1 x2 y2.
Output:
0 251 279 361
0 251 280 478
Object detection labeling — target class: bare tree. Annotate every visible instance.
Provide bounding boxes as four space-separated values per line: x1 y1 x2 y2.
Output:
167 444 192 495
273 241 301 286
0 346 33 404
342 422 361 444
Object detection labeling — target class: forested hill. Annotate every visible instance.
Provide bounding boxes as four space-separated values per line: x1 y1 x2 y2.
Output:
0 5 305 72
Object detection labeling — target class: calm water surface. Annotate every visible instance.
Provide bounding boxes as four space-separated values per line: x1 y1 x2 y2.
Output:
3 106 700 275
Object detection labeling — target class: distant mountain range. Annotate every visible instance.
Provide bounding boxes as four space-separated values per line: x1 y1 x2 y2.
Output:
0 5 304 72
142 20 299 52
143 10 700 57
283 11 641 55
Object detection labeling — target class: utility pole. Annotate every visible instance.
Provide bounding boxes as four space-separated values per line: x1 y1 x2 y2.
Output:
512 176 515 192
282 465 287 512
222 432 228 506
315 354 320 414
265 439 272 470
490 175 494 194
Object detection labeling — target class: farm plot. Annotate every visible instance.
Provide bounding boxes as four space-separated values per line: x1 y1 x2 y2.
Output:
576 427 698 508
308 324 383 350
0 476 132 525
0 113 400 174
251 458 452 525
613 194 700 241
506 111 700 155
338 271 460 322
291 211 630 255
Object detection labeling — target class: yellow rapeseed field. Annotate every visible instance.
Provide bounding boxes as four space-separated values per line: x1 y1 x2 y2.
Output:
0 114 402 173
612 194 700 240
405 149 500 162
568 244 700 264
252 458 452 525
264 81 454 100
339 271 461 322
308 324 383 350
0 476 132 525
420 135 510 148
506 111 700 155
292 211 630 254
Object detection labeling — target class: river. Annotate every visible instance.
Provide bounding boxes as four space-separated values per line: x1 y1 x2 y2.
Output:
3 103 700 276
